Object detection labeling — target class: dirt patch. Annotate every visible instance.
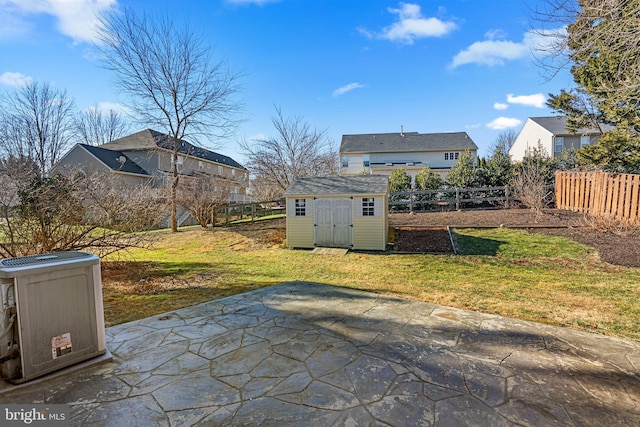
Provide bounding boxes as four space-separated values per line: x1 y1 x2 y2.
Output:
394 227 454 253
390 209 640 268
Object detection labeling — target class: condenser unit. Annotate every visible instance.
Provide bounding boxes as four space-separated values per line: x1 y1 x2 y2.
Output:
0 252 107 383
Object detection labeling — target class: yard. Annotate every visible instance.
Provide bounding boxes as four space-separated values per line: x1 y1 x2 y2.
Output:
101 209 640 341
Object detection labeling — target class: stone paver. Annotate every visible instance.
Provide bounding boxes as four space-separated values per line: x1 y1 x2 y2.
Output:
1 281 639 426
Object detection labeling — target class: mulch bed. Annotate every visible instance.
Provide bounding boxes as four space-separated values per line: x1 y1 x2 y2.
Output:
394 227 454 254
389 209 639 267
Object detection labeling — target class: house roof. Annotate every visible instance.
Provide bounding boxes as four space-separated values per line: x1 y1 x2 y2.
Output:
340 132 478 154
80 144 150 176
529 116 613 135
101 129 247 170
284 175 389 196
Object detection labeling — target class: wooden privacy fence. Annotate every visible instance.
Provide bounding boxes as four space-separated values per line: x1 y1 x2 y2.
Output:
555 171 640 225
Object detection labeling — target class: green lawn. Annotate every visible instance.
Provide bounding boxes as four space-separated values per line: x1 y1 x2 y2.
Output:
102 226 640 341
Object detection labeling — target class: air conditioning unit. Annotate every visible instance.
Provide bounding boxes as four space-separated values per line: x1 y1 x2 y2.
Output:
0 252 108 383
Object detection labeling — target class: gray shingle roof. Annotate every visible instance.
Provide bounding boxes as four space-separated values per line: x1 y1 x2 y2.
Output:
340 132 477 154
284 175 389 196
80 144 149 175
530 116 613 135
102 129 247 170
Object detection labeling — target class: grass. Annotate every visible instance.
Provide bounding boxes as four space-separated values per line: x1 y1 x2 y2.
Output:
102 226 640 341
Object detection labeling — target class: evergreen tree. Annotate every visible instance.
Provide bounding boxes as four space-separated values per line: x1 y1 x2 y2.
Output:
446 150 477 188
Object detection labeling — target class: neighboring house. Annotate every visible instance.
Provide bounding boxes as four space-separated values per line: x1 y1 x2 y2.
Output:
284 175 389 251
339 130 478 180
53 129 250 227
54 129 250 203
509 116 613 162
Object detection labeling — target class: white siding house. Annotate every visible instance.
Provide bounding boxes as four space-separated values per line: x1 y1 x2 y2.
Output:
340 130 478 180
284 175 389 251
509 116 611 162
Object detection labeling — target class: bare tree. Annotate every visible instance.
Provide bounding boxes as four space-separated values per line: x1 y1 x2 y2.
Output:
74 106 131 145
95 9 243 232
490 129 517 156
0 170 166 258
241 106 337 198
248 178 283 203
533 1 640 129
177 175 231 227
0 81 75 176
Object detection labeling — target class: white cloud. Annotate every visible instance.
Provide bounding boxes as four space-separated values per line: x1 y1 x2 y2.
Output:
507 93 546 108
450 40 529 68
359 2 457 44
332 83 365 98
450 27 564 69
0 0 117 43
0 71 33 87
493 102 508 110
486 117 521 130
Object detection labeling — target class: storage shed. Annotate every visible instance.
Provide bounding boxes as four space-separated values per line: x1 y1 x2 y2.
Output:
284 175 389 251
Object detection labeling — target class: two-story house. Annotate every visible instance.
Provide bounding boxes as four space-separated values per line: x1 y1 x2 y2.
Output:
339 130 478 180
53 129 250 225
509 116 613 162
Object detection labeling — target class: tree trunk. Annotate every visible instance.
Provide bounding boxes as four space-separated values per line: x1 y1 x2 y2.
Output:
171 147 179 232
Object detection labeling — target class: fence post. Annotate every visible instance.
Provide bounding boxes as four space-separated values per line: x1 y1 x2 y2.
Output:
456 188 460 210
409 189 413 213
505 185 509 208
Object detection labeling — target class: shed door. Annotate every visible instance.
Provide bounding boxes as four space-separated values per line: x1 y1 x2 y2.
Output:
314 198 353 247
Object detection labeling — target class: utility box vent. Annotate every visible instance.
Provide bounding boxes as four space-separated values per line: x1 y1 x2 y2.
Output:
0 251 92 268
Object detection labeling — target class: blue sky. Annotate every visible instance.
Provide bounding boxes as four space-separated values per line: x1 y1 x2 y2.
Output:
0 0 574 162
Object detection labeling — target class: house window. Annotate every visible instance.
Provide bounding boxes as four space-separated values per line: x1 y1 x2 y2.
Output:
342 155 349 168
454 152 459 160
231 169 236 177
295 199 306 216
362 154 370 168
445 152 457 160
362 198 375 216
554 137 564 153
217 165 223 175
444 153 449 160
198 161 204 170
581 135 591 148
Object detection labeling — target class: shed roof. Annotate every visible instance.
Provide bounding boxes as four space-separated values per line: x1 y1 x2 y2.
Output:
340 132 477 154
80 144 149 175
284 175 389 196
101 129 247 170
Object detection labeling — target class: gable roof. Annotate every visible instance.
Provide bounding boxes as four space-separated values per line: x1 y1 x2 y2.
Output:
284 175 389 196
340 132 477 154
529 116 613 135
79 144 150 175
101 129 247 170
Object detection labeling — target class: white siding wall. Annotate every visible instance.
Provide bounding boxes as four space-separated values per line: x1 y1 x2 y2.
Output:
341 150 476 179
510 119 553 161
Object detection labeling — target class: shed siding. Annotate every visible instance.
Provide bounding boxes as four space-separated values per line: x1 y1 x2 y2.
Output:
286 196 315 248
285 188 388 251
352 217 385 250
